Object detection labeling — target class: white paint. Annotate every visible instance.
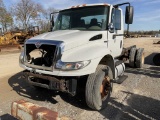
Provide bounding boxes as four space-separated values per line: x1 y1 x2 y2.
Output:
20 4 125 76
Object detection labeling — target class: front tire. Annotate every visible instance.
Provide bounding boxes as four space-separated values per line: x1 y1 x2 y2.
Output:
85 65 112 110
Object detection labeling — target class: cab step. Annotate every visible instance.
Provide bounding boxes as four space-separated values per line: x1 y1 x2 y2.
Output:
112 75 128 84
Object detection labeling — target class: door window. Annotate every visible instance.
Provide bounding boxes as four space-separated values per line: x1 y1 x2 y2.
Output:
111 8 121 30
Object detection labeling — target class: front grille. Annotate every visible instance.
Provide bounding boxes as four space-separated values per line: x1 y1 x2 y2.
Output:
24 43 57 71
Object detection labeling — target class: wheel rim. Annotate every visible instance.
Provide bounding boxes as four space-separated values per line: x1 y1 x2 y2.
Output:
100 76 111 100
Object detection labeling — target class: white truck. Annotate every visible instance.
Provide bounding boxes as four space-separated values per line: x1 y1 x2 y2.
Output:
19 2 144 110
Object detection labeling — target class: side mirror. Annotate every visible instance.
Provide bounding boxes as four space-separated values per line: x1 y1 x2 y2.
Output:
108 23 114 33
50 14 54 31
125 6 134 24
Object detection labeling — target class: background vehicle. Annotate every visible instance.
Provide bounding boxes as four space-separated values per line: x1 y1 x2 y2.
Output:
0 26 39 45
17 26 40 44
19 2 144 110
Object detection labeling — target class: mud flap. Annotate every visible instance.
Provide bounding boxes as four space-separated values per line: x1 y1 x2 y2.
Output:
68 79 77 96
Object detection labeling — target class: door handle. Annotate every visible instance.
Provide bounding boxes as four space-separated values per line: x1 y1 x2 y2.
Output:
113 35 116 39
113 34 124 39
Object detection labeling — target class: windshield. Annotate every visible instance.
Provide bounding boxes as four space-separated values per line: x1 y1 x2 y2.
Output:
53 6 109 31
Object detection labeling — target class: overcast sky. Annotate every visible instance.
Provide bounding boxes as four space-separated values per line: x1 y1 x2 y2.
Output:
4 0 160 31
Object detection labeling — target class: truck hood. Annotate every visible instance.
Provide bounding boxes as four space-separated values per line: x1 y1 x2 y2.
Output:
29 30 106 51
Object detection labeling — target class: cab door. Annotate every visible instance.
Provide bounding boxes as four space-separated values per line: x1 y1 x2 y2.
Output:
107 7 123 58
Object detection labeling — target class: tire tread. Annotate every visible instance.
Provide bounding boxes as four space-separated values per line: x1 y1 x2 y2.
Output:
135 48 144 68
86 65 108 110
129 47 137 67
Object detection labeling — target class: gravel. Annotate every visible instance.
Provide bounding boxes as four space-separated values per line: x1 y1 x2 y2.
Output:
0 37 160 120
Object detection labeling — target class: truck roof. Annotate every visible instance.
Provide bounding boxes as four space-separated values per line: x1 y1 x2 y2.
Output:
61 3 111 11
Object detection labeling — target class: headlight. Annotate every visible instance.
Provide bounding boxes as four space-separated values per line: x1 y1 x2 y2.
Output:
55 60 90 70
19 52 24 64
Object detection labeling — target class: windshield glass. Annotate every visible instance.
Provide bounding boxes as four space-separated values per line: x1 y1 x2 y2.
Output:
53 6 109 31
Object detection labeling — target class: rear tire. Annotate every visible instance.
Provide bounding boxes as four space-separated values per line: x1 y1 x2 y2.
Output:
85 65 112 110
153 53 160 66
129 47 136 67
135 48 144 68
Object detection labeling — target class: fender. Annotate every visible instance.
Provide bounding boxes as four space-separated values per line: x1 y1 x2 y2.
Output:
99 54 115 79
58 43 115 76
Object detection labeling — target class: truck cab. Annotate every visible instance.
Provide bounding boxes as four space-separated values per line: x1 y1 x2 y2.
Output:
19 3 140 110
53 4 123 57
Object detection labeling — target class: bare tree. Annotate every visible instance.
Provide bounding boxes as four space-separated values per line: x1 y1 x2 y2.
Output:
0 0 13 32
39 7 58 32
11 0 43 32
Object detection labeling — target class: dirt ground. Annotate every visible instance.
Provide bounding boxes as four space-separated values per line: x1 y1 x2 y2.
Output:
0 37 160 120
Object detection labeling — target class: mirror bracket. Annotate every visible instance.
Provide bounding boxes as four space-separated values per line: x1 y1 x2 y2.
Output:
108 23 114 33
50 11 59 32
113 2 133 36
